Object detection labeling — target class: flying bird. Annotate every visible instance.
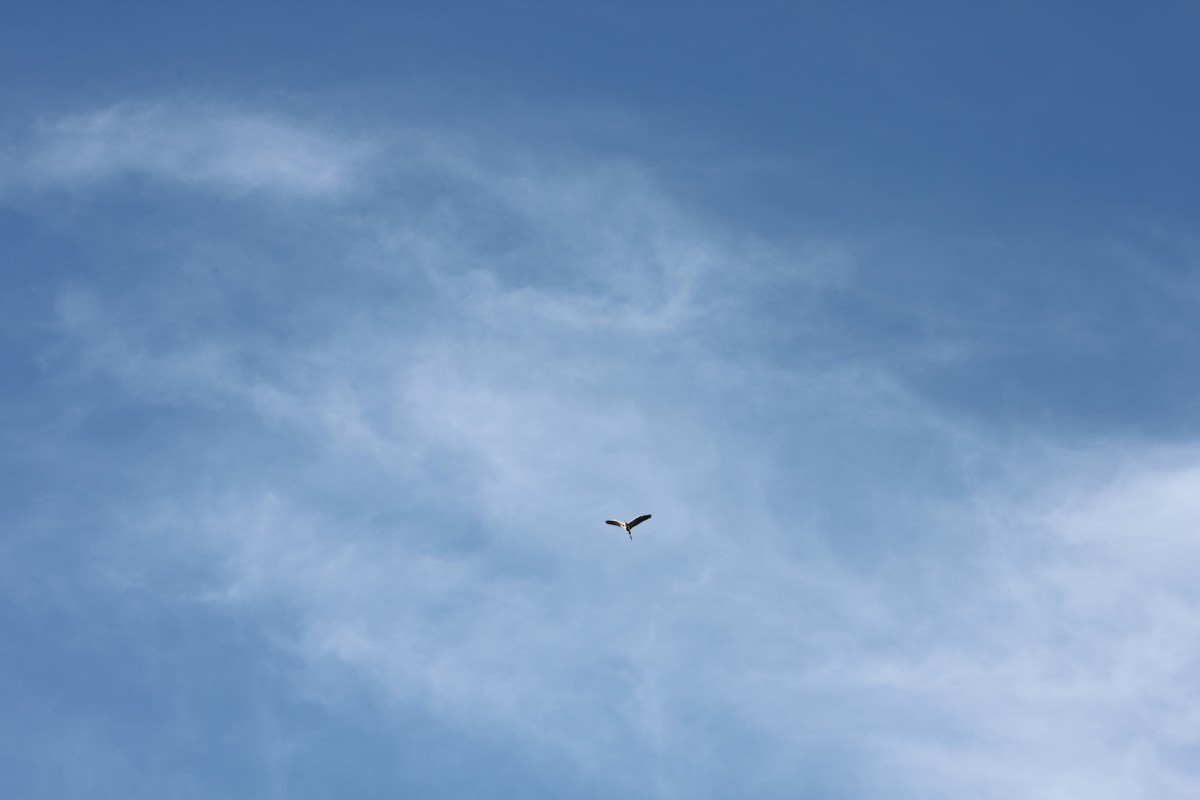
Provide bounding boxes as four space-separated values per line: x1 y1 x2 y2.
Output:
605 514 651 539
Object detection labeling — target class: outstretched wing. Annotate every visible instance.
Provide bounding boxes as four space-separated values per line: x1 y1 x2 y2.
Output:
605 519 623 527
627 514 652 529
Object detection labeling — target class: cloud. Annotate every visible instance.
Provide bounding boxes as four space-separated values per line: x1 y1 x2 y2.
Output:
116 433 1200 798
15 99 1200 798
7 102 372 198
850 446 1200 799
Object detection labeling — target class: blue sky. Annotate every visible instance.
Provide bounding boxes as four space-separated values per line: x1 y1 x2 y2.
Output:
3 3 1200 798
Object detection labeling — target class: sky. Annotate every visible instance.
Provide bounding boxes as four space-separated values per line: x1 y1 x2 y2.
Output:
3 2 1200 798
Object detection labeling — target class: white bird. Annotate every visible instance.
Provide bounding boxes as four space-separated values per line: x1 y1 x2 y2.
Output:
605 514 651 539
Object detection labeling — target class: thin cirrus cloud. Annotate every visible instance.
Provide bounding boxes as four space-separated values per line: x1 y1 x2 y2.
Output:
6 99 1200 799
10 102 372 198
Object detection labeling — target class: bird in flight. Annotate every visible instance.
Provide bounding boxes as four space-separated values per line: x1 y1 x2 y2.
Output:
605 514 651 539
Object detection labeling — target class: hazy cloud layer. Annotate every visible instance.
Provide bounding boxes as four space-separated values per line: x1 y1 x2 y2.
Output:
6 99 1200 799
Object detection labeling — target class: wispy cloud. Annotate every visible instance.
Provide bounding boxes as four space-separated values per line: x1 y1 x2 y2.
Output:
8 102 372 198
116 433 1200 798
13 98 1200 798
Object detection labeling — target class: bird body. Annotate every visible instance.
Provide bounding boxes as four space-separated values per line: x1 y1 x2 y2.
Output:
605 514 651 539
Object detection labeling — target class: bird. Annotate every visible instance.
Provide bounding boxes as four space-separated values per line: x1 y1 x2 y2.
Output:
605 514 651 539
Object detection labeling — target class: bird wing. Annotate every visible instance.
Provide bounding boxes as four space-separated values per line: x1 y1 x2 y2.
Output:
627 514 652 529
605 520 623 527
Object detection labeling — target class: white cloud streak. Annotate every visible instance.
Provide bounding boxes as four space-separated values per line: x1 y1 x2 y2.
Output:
8 102 372 198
